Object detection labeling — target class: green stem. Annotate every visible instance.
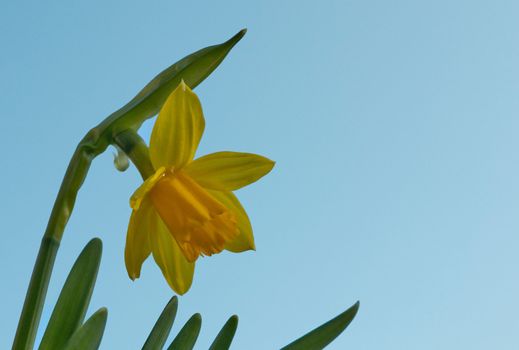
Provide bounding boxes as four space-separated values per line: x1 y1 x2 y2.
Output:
113 130 155 179
13 128 151 350
13 132 105 350
12 237 59 350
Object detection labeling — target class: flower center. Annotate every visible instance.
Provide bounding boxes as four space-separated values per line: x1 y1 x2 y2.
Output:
150 170 238 262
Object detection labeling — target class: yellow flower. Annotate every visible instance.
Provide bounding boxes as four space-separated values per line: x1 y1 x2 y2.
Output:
124 81 275 294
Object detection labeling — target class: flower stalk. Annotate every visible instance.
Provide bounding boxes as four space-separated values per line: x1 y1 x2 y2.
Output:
13 134 100 350
13 128 152 349
12 29 246 350
113 130 155 180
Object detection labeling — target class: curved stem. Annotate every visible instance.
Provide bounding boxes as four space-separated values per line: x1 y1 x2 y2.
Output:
13 133 103 350
113 130 155 180
13 128 152 350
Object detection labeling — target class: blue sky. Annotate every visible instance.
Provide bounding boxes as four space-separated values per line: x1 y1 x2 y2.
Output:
1 0 519 349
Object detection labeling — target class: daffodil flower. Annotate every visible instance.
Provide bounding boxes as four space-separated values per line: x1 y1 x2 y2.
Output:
124 81 274 294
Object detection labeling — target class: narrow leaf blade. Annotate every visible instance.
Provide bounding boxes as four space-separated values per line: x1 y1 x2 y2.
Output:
63 308 108 350
167 313 202 350
281 301 360 350
39 238 102 349
142 296 178 350
208 315 239 350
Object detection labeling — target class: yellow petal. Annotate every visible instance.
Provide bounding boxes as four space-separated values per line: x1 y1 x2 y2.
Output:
149 209 195 295
150 171 238 262
125 198 153 280
130 167 166 210
184 151 275 191
149 81 205 170
208 190 255 252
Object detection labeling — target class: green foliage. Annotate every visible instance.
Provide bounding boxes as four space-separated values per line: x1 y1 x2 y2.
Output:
167 314 202 350
144 298 358 349
208 315 239 350
142 299 239 350
281 301 360 350
142 297 178 350
62 308 108 350
39 239 103 350
30 238 358 350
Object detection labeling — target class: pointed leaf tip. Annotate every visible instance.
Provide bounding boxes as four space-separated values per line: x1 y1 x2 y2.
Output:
227 29 247 46
237 28 247 38
40 238 103 349
142 296 179 350
99 29 247 133
167 313 202 350
62 307 108 350
39 239 103 349
87 238 103 252
208 315 239 350
281 301 360 350
353 300 360 311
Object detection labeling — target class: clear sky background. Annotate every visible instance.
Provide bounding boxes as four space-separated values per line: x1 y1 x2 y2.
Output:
1 1 519 349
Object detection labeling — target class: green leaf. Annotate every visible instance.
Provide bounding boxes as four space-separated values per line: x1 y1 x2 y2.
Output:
208 315 239 350
281 301 360 350
38 238 102 350
142 296 178 350
95 29 247 139
62 308 108 350
167 313 202 350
